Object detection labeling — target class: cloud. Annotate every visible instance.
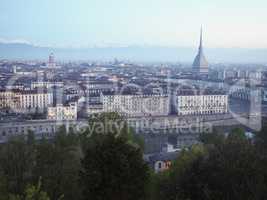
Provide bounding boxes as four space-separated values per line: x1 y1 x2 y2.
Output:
0 38 32 45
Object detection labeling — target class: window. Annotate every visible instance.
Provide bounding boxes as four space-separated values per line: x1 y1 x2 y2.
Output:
158 162 162 169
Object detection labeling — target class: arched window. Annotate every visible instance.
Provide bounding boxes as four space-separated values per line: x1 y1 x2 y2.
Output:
158 162 162 169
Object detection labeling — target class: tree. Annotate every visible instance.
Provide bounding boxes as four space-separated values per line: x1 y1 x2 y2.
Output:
227 127 246 141
154 144 206 200
158 136 267 200
0 134 36 195
80 134 150 200
255 122 267 151
0 172 9 200
199 129 225 146
23 179 50 200
80 112 144 153
34 126 81 200
8 178 60 200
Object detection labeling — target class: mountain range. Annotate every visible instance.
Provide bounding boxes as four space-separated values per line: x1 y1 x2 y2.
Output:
0 43 266 64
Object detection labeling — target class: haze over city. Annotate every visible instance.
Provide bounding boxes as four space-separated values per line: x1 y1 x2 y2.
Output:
1 1 267 200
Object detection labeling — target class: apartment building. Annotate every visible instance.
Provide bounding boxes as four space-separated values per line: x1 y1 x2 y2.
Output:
0 90 20 110
101 92 170 117
47 103 77 120
0 89 53 113
176 94 228 115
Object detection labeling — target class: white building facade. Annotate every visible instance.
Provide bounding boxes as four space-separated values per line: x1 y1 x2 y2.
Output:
0 89 53 113
176 95 228 115
19 90 53 112
102 94 170 117
31 81 64 89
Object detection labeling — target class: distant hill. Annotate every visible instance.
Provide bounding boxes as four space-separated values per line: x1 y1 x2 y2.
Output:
0 42 266 63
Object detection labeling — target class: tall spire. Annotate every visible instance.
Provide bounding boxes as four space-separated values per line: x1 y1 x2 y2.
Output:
192 26 209 74
199 26 203 51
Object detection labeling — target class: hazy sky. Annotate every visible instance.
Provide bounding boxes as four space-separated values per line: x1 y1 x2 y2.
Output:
0 0 267 48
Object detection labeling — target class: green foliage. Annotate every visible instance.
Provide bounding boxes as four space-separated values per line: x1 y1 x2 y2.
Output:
2 119 267 200
199 129 225 146
23 178 51 200
87 112 124 135
0 126 81 200
81 112 145 153
80 134 150 200
0 134 35 194
156 127 267 200
255 122 267 151
171 144 206 176
191 139 266 200
150 168 171 200
124 126 145 151
79 112 148 199
227 127 246 141
0 173 9 200
7 178 59 200
0 113 145 200
34 126 81 200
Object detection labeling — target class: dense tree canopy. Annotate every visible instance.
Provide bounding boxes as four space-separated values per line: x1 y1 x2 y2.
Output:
80 134 150 200
155 127 267 200
2 115 267 200
0 127 82 200
0 112 148 200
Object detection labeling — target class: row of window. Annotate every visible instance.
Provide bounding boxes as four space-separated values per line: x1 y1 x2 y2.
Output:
0 125 57 137
178 110 227 115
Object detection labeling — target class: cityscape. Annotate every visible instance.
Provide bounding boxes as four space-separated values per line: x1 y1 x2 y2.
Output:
1 0 267 199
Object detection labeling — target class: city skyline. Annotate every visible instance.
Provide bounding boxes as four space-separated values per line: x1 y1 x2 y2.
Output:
1 1 267 199
1 0 267 48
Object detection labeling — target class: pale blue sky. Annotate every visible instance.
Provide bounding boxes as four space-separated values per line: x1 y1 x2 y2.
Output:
0 0 266 48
